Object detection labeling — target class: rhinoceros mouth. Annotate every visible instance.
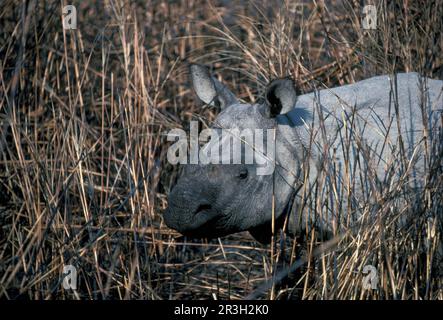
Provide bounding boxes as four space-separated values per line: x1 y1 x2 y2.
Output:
194 203 212 214
181 219 234 239
164 201 225 237
171 208 240 239
181 206 221 236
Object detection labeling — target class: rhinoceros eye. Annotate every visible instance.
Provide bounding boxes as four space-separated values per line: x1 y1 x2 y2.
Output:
238 168 248 180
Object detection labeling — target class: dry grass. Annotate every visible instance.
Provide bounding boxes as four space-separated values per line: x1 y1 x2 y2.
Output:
0 0 442 299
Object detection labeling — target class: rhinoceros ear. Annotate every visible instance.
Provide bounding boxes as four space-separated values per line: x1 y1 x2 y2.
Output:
190 64 238 109
265 78 297 117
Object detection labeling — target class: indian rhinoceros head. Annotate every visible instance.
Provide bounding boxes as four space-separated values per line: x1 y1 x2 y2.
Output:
164 65 301 243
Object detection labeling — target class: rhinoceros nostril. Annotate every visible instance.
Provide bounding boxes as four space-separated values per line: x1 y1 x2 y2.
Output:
194 203 212 215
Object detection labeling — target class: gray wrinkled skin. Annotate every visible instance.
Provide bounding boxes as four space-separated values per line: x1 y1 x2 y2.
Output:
164 65 443 243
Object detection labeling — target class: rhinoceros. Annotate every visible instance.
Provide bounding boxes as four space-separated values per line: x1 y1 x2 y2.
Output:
164 64 443 243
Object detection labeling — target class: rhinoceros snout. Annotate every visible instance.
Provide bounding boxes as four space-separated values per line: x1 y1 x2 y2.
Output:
163 184 220 236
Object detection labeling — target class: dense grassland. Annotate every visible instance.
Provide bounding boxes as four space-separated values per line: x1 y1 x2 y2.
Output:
0 0 442 299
